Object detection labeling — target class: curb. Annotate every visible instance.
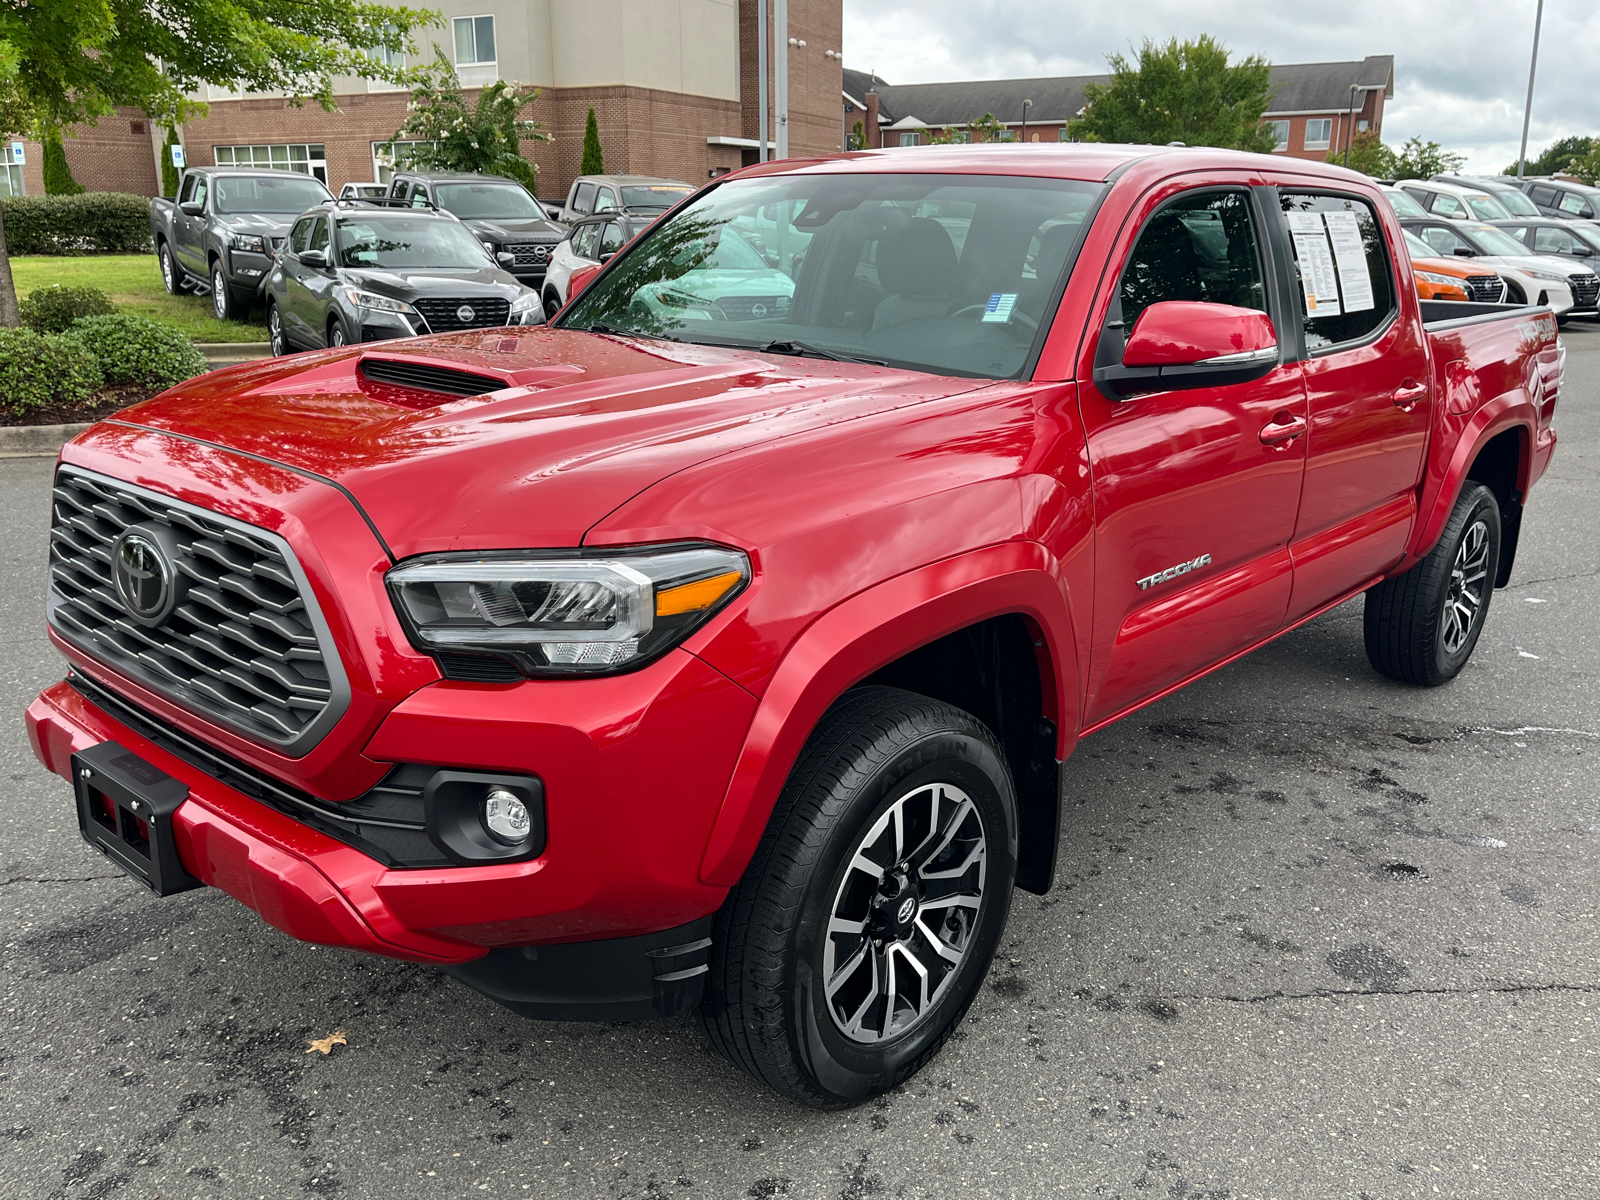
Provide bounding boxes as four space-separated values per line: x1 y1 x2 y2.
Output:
0 421 93 459
200 342 272 367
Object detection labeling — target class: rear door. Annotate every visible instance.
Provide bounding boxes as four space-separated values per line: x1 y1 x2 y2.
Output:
1266 184 1431 621
1078 180 1309 727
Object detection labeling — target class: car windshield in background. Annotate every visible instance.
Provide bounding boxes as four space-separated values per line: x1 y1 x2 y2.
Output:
1382 189 1428 218
214 175 332 214
558 173 1105 380
1463 193 1511 220
1467 224 1542 256
620 185 693 210
336 218 493 270
435 183 543 220
1491 188 1540 217
1404 230 1447 260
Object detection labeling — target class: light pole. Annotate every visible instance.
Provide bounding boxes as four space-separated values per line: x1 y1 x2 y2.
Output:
1517 0 1546 180
757 0 768 162
1344 84 1358 167
1021 98 1032 144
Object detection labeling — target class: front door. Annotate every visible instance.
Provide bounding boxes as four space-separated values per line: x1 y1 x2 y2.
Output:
1267 186 1432 621
280 216 318 346
1079 183 1309 727
176 176 208 275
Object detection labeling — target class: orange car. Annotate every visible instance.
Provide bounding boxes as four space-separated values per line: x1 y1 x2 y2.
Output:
1404 230 1506 302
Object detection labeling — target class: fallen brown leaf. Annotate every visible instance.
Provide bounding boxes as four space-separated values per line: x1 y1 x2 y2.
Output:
305 1031 348 1055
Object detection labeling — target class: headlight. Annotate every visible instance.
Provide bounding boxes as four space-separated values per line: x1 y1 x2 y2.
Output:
232 234 268 254
386 544 750 677
482 241 496 257
656 287 718 310
509 290 540 316
1524 267 1566 282
1415 271 1463 286
340 287 417 314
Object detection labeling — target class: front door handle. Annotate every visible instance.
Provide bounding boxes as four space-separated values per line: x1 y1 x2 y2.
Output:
1259 414 1308 445
1392 379 1428 408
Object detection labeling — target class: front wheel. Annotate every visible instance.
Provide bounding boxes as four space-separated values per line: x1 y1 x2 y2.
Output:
1364 482 1501 686
159 243 179 295
328 315 352 348
267 301 287 356
700 687 1017 1106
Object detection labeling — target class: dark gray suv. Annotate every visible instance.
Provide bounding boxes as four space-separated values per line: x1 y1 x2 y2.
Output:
385 170 566 293
263 203 543 355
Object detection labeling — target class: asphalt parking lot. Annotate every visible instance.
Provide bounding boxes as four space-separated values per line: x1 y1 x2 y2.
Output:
3 325 1597 1200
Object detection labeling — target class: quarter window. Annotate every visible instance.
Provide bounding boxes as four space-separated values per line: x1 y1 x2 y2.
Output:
453 15 497 65
1119 190 1267 335
1280 193 1396 352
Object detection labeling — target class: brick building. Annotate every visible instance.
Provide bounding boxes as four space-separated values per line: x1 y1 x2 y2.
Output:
842 55 1394 162
2 0 843 201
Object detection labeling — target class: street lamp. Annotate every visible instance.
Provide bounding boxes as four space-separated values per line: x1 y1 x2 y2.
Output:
1344 84 1358 167
1021 98 1033 144
1517 0 1546 180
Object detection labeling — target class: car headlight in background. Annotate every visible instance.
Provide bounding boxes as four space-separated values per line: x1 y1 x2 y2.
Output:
1416 271 1464 286
387 544 750 677
340 287 418 314
232 234 268 254
1523 267 1567 283
509 290 544 325
482 241 497 258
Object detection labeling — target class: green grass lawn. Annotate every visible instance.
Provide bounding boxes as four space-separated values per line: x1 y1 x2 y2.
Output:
10 254 267 343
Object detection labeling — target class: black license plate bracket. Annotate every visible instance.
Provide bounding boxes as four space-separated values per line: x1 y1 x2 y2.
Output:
71 741 202 896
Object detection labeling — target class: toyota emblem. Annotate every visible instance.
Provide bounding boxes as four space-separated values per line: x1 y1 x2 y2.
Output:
456 305 476 323
751 303 768 318
112 530 173 623
896 897 917 924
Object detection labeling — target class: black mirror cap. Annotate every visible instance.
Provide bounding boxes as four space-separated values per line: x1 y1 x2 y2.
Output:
298 249 328 268
179 201 203 216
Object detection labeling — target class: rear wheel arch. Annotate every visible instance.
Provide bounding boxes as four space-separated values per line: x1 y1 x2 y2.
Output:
1465 426 1530 586
1412 399 1535 583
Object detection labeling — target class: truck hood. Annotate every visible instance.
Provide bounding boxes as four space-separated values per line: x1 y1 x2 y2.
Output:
341 266 527 301
463 217 566 242
108 329 988 558
216 212 295 237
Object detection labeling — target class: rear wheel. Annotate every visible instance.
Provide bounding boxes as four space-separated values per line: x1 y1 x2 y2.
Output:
1364 482 1501 686
700 687 1017 1106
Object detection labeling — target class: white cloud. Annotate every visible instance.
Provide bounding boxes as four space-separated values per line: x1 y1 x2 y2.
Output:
843 0 1600 171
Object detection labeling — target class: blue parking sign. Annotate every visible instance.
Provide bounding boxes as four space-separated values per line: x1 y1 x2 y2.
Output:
9 142 23 166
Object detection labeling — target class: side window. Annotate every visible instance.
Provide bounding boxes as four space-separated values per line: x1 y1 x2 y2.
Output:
1119 189 1266 334
572 223 600 259
1401 187 1430 208
1431 193 1463 218
390 180 411 200
410 186 430 209
598 221 625 257
289 218 314 255
1529 185 1557 207
597 187 618 212
1419 224 1471 257
179 174 195 203
191 180 208 210
1280 193 1396 352
573 182 596 215
307 218 330 253
1534 227 1578 254
1558 191 1592 217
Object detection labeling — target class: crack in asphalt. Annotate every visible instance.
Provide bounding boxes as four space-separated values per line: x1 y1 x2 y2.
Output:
2 874 124 886
1148 981 1600 1005
1506 566 1600 587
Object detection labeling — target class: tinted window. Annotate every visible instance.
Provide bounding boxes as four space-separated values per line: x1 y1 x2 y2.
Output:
1120 190 1265 333
571 223 600 259
598 221 625 256
1419 224 1473 256
307 218 330 253
561 172 1105 381
573 182 597 214
435 182 542 219
337 217 492 268
289 217 315 254
1529 185 1558 206
212 174 330 214
1280 193 1395 352
1558 190 1592 217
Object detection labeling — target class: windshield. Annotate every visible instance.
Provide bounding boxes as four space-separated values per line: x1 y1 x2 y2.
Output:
336 217 493 270
620 185 693 210
1466 224 1537 256
558 173 1105 380
1491 187 1540 216
435 182 543 220
1382 189 1428 218
1463 193 1512 220
1404 230 1448 261
214 174 332 214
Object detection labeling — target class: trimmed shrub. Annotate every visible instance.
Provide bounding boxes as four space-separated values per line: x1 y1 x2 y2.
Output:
581 107 604 175
1 192 152 255
19 285 115 333
42 130 87 195
0 328 103 414
161 130 182 198
72 313 208 387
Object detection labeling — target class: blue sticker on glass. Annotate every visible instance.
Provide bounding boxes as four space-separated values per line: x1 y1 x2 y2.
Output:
982 292 1018 323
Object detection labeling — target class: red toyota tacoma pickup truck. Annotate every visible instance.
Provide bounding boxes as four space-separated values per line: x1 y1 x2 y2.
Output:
28 146 1561 1106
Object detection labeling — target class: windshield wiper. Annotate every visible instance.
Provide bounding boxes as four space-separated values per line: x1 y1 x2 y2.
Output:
760 339 887 366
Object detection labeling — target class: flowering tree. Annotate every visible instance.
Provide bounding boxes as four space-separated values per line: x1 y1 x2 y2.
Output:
388 50 551 191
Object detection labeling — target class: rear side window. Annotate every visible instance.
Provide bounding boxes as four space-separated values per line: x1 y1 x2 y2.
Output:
1558 190 1593 217
1534 226 1584 255
573 182 597 214
1119 190 1266 333
1280 193 1396 352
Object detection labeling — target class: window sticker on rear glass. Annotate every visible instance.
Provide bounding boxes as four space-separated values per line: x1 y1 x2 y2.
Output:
1321 211 1376 312
982 292 1018 322
1287 212 1341 315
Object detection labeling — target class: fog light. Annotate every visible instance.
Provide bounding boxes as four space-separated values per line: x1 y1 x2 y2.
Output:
483 787 531 844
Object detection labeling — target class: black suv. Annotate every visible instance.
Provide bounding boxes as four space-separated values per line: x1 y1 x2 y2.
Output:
386 170 565 292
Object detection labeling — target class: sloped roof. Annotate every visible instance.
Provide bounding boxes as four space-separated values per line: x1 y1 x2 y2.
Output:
847 55 1395 129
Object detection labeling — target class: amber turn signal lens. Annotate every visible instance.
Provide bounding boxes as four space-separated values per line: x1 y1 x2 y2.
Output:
655 570 744 617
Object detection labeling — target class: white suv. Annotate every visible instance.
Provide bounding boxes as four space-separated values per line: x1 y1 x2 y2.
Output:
1398 180 1515 222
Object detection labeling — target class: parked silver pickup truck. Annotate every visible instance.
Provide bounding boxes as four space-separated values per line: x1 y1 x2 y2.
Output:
149 168 333 320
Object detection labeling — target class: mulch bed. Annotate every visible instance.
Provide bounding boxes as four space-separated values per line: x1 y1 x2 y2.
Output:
0 385 162 428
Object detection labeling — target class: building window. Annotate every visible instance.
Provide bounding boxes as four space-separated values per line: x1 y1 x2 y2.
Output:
1266 120 1289 151
215 143 328 184
0 164 22 195
453 15 497 66
998 128 1015 142
367 28 406 91
899 132 919 147
1357 119 1369 132
372 140 434 184
1303 118 1332 151
1057 127 1072 142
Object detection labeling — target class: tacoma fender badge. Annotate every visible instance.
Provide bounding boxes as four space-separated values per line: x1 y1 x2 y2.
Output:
1137 553 1212 591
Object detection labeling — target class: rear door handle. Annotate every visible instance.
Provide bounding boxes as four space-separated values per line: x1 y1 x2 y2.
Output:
1392 380 1428 407
1259 414 1308 445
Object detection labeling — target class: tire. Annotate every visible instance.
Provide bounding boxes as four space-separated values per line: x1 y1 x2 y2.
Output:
700 686 1018 1107
328 315 352 348
159 242 180 295
1364 482 1501 686
267 300 287 356
543 286 562 321
210 261 235 321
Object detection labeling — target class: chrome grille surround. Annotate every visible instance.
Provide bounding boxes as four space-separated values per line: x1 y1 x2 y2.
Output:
412 297 513 332
504 242 555 267
1568 272 1599 307
1462 275 1507 304
48 465 350 756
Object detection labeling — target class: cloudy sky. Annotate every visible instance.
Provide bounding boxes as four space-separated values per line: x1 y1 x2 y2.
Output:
843 0 1600 172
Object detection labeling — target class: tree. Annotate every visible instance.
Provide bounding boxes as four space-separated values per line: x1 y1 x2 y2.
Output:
1506 135 1595 178
1390 136 1465 181
848 120 866 151
581 108 604 176
160 129 182 198
1329 129 1398 179
0 0 436 325
1067 35 1278 153
1563 146 1600 187
41 129 85 195
388 51 550 191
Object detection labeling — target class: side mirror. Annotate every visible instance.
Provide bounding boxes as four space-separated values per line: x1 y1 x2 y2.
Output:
599 251 615 264
1453 247 1474 257
1093 301 1277 397
568 264 602 297
179 201 204 216
496 251 516 269
298 248 328 269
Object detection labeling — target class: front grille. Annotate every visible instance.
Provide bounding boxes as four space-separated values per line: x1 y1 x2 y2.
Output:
359 357 503 396
715 295 790 321
504 242 555 267
412 297 512 332
1568 272 1599 307
1463 275 1507 304
48 466 346 753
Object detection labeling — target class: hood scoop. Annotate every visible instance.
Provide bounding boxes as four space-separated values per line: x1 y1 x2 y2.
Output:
358 357 507 399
